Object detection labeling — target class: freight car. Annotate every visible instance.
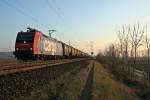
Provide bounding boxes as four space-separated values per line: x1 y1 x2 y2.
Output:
14 27 89 60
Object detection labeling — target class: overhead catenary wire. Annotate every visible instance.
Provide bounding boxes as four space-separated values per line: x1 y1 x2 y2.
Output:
15 0 55 35
1 0 50 30
45 0 78 37
51 0 66 21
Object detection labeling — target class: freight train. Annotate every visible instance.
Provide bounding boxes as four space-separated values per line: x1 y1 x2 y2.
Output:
14 27 89 60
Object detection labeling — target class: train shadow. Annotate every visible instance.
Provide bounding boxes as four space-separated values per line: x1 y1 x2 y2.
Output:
80 61 95 100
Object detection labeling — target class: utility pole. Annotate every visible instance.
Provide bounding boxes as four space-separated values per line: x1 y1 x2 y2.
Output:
90 41 94 56
48 30 56 38
68 40 71 46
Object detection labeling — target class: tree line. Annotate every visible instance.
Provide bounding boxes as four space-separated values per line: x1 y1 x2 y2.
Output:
97 23 150 88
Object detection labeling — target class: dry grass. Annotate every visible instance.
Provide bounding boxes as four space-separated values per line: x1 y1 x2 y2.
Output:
16 60 139 100
17 61 91 100
92 61 139 100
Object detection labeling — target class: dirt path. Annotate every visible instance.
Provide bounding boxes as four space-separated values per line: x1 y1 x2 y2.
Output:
80 61 94 100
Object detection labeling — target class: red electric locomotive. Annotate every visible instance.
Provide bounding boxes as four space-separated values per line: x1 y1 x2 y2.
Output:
14 27 43 60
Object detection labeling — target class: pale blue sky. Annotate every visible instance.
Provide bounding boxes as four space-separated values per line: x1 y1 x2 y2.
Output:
1 0 150 54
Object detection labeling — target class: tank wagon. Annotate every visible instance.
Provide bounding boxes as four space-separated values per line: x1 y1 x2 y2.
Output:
14 27 89 60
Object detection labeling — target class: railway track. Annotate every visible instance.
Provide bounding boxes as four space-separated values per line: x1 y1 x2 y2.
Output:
0 58 89 76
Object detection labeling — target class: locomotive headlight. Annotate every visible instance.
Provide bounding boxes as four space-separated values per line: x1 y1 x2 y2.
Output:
30 48 32 50
16 48 19 51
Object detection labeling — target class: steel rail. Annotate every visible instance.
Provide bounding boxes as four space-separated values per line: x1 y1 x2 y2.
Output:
0 58 89 76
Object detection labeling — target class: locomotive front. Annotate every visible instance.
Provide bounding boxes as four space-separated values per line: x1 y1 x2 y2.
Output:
14 28 35 60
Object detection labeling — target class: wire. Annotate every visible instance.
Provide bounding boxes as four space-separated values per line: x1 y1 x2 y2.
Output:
51 0 65 18
46 0 77 36
46 0 64 23
1 0 49 30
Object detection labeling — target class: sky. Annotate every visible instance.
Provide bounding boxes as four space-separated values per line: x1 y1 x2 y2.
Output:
1 0 150 54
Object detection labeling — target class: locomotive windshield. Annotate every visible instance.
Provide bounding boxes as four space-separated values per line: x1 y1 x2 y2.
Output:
16 32 35 43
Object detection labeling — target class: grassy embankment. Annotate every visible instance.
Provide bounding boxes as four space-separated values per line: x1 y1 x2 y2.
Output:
18 60 139 100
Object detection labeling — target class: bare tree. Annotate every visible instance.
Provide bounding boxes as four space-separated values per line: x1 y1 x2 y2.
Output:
117 25 131 75
144 25 150 64
129 24 145 79
143 25 150 86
